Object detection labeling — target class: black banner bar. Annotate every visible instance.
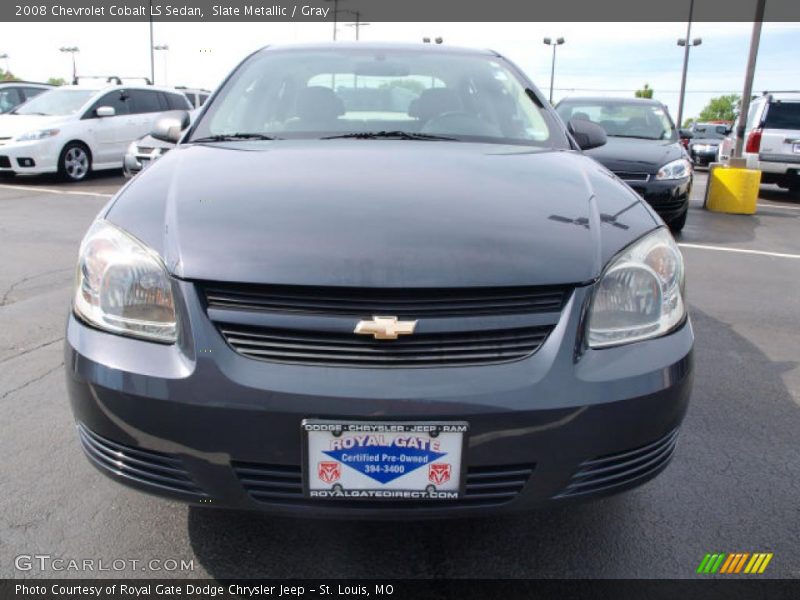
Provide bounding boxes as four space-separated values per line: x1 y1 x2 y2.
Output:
2 579 800 600
2 0 800 23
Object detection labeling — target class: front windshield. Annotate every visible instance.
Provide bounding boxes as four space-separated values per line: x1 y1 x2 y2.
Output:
190 47 567 147
692 123 728 139
15 89 95 116
557 101 676 141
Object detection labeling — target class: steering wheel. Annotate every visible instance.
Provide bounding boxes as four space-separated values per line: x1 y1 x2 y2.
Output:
421 111 501 137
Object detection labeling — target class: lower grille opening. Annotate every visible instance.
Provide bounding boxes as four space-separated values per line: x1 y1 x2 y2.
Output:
553 428 679 499
233 461 534 509
77 425 206 497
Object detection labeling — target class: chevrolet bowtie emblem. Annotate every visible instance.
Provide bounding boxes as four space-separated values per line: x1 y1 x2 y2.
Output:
354 316 418 340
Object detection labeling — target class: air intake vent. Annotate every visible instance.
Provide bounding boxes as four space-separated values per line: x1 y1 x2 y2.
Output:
554 428 679 499
77 425 206 497
218 324 552 368
233 462 534 508
203 283 569 318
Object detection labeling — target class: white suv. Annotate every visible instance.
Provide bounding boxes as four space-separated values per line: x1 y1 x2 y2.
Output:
718 91 800 196
0 84 191 181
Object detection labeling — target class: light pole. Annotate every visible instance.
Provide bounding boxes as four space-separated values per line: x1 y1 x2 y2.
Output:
676 0 702 128
543 37 565 105
734 0 766 158
60 46 79 83
344 10 369 40
149 0 155 84
0 54 9 75
324 0 347 41
154 44 169 85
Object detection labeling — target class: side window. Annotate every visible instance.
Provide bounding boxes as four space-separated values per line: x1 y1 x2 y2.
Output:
199 94 209 106
85 90 131 117
166 93 190 110
128 89 165 114
0 87 22 112
22 87 48 100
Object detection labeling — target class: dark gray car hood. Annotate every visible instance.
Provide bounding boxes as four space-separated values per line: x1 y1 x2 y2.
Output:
584 137 685 175
106 140 658 287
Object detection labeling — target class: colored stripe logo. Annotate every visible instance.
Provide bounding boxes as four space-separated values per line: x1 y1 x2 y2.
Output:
696 552 773 574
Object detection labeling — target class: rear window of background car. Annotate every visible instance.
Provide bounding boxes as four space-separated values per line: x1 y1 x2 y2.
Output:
764 102 800 130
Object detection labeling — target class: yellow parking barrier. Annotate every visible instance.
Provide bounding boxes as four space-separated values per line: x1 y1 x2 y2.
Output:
705 162 761 215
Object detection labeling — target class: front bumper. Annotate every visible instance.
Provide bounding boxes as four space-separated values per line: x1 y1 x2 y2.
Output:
65 282 694 518
0 138 60 174
626 177 691 222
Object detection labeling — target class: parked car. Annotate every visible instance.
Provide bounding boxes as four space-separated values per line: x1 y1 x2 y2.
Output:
556 97 693 232
719 92 800 196
687 121 730 167
175 86 211 108
0 84 191 181
0 81 52 114
123 109 198 177
66 43 692 517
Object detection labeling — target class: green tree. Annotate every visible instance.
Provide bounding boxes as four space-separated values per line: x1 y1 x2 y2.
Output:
635 84 653 99
47 77 67 86
1 68 18 82
697 94 740 122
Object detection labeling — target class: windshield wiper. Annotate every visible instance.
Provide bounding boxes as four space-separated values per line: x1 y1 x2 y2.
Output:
607 134 660 140
321 130 459 141
191 133 280 143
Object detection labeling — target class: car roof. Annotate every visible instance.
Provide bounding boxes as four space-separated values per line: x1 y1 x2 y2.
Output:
558 96 664 106
259 41 497 56
0 81 53 87
52 84 189 94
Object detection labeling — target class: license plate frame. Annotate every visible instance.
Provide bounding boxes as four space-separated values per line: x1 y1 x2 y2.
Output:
301 419 468 501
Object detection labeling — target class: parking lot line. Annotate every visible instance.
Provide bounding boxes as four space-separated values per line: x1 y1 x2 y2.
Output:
678 243 800 260
0 183 113 198
757 203 800 211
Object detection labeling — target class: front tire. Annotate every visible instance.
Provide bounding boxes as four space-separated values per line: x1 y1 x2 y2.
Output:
58 143 91 182
669 209 688 233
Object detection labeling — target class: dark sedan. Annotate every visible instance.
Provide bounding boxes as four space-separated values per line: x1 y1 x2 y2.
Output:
556 97 693 232
65 43 692 518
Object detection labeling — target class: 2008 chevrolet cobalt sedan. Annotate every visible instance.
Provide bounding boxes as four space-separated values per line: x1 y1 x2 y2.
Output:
65 43 693 517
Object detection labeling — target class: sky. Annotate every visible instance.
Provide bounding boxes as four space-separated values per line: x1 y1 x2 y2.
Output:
1 21 799 121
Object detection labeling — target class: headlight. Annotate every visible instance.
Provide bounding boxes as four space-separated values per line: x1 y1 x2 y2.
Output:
73 220 177 342
587 228 685 348
656 158 691 180
16 128 60 141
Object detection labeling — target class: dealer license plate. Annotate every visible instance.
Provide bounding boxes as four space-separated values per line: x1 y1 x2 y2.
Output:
303 420 467 500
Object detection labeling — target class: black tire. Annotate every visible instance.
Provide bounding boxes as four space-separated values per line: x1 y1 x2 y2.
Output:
669 209 688 233
0 171 15 179
58 142 91 182
788 184 800 199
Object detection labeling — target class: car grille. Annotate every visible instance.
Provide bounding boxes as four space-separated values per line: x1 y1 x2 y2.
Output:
203 283 568 318
0 155 11 168
613 171 650 182
217 323 552 368
77 424 206 497
553 428 679 499
233 461 534 508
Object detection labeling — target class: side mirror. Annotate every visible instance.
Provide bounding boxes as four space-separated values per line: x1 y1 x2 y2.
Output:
95 106 116 118
151 110 191 143
568 119 607 151
678 128 694 139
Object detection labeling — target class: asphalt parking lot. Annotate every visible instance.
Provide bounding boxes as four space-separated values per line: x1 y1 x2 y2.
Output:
1 170 799 579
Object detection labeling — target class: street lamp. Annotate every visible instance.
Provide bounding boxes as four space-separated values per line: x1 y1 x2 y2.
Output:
60 46 80 83
422 37 443 44
154 44 169 85
543 37 565 104
344 10 369 41
676 0 702 128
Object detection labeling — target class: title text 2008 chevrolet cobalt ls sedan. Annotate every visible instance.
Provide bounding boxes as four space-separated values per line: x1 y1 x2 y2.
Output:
65 43 693 517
